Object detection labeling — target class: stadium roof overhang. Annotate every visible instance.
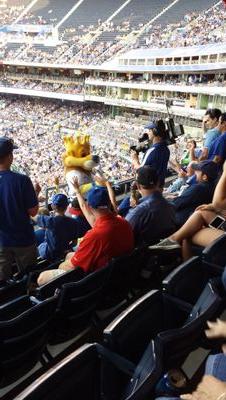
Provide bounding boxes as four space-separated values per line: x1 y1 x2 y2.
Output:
114 43 226 59
3 59 226 74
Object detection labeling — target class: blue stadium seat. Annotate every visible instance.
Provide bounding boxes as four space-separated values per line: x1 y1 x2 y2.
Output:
0 275 27 305
34 267 85 300
0 295 57 387
100 247 147 308
162 256 223 305
103 283 222 368
15 342 162 400
49 265 112 344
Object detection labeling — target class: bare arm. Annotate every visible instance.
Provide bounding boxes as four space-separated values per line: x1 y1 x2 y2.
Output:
131 150 140 170
199 147 208 161
212 163 226 210
72 178 96 227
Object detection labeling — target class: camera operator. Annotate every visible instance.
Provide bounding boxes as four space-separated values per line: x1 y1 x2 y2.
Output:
130 121 170 187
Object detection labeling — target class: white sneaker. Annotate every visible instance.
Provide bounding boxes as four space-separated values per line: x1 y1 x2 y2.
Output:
149 238 181 251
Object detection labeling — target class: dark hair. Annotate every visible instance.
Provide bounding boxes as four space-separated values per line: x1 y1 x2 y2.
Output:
220 112 226 123
205 108 222 121
153 120 167 140
136 166 159 189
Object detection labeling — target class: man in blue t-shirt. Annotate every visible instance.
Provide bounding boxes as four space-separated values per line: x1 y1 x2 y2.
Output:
172 160 218 227
208 113 226 167
126 166 176 246
131 121 170 187
202 109 221 158
35 193 79 261
0 137 39 281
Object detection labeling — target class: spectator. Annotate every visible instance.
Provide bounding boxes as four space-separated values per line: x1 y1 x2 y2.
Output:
149 160 226 259
0 137 38 280
208 113 226 166
171 160 218 226
199 108 222 160
131 121 170 187
34 193 79 261
37 184 134 285
126 166 176 246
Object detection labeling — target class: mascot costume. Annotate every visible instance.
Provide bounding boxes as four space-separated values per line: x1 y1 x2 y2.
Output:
63 132 99 198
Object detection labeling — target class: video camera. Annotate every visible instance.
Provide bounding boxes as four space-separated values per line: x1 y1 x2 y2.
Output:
130 117 184 153
130 132 150 154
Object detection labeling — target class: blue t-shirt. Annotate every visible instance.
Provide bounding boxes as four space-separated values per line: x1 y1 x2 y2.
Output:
141 142 170 186
208 132 226 164
172 181 216 226
126 191 176 246
204 128 220 150
37 214 79 260
0 170 38 247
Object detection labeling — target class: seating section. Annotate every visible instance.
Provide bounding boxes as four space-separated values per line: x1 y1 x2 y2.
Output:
154 0 219 26
20 0 77 24
0 295 57 387
1 0 221 64
0 237 225 398
15 342 162 400
103 281 223 368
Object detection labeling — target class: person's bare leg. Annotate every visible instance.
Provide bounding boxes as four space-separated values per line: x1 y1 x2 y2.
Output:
192 228 225 247
181 239 193 261
181 229 225 261
171 210 216 243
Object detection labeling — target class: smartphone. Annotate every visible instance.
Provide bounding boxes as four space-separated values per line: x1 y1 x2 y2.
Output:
208 215 226 230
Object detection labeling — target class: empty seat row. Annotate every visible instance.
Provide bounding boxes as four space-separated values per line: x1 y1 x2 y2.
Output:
16 274 225 400
0 235 225 390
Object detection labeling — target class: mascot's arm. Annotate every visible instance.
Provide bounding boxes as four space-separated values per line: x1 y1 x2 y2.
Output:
64 154 92 168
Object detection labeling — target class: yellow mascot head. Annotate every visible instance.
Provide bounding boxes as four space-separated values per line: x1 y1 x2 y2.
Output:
63 133 99 170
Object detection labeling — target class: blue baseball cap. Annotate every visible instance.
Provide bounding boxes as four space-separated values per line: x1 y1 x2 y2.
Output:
0 137 17 157
52 193 68 208
144 122 157 130
192 160 219 181
87 186 110 209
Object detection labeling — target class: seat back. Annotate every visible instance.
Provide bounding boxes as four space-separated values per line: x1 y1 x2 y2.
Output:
158 281 223 368
0 276 27 306
16 341 159 400
103 290 163 363
202 234 226 268
104 289 192 365
34 268 85 300
163 256 221 305
52 266 111 342
15 344 101 400
101 247 147 307
122 341 163 400
0 295 57 387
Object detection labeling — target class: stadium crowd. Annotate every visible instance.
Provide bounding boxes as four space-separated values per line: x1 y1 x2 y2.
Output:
0 97 226 272
1 2 225 65
0 2 226 399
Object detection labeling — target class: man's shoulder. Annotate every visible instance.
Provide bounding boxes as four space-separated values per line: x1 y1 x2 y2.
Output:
10 170 30 182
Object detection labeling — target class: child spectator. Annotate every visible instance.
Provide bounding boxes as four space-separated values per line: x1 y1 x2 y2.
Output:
35 194 79 261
